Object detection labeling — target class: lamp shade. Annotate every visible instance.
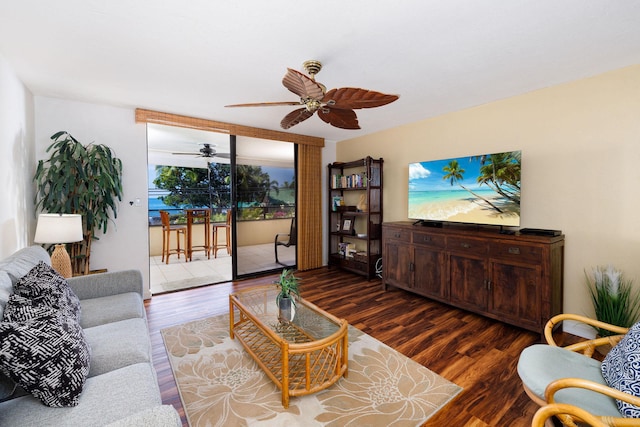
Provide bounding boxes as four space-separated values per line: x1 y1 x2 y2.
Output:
34 214 83 244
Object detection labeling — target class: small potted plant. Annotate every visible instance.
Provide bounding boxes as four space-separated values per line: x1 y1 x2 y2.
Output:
275 268 300 322
586 265 640 337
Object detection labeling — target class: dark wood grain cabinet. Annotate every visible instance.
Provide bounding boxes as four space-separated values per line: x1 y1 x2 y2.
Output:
382 222 564 333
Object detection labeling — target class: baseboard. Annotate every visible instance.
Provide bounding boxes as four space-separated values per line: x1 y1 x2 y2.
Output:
563 319 596 339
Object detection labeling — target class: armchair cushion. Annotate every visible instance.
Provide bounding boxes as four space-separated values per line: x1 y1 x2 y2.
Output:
601 321 640 417
518 344 620 417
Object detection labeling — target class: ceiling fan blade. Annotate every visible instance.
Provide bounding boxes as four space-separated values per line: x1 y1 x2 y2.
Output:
323 87 399 110
280 107 314 129
225 101 301 107
172 152 201 156
318 107 360 130
282 68 325 100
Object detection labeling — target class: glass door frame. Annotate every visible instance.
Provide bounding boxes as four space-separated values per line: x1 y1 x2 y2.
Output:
231 136 298 279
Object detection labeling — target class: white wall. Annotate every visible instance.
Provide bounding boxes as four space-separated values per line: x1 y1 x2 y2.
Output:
34 97 151 296
338 65 640 335
0 53 35 258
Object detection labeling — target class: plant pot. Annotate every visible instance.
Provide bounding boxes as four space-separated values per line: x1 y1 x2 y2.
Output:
278 296 295 323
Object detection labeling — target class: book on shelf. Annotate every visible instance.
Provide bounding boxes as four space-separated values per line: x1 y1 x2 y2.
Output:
331 172 367 189
337 242 357 258
346 243 356 258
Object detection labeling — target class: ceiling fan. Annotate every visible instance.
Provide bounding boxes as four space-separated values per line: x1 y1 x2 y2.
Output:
225 60 399 130
172 143 230 159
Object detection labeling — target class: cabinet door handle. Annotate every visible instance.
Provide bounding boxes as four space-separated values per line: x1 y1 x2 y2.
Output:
422 236 432 242
485 279 492 291
394 233 401 238
409 262 414 272
461 242 471 249
508 247 521 255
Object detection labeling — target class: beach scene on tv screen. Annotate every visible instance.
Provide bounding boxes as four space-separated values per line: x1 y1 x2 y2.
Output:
408 151 521 226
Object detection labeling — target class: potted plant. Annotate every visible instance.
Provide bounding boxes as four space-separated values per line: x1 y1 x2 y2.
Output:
34 131 123 276
275 268 300 322
586 265 640 337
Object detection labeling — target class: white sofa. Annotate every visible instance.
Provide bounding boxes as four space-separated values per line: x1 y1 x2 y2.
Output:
0 246 181 426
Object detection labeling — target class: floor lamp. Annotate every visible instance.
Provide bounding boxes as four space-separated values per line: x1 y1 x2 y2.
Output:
34 213 83 278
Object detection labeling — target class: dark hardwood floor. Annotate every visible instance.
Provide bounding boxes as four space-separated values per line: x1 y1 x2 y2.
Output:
145 267 548 426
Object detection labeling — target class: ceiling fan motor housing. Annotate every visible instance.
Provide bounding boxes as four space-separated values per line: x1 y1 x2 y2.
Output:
199 144 214 156
302 60 322 77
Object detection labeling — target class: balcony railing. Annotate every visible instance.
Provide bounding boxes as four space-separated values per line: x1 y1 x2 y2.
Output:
149 205 295 226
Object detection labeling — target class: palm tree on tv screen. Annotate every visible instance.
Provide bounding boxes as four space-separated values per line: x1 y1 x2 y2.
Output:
475 152 521 204
442 159 504 213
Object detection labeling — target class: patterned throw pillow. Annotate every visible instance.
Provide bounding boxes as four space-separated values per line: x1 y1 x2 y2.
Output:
0 314 91 407
3 294 61 323
601 321 640 417
0 262 90 407
13 261 81 321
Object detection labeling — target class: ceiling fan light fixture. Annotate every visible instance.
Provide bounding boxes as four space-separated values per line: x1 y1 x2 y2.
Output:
303 97 322 112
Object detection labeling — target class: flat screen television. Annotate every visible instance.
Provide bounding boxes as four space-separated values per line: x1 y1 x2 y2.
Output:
408 150 521 227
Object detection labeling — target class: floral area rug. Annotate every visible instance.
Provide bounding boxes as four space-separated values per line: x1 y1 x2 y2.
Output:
161 314 461 427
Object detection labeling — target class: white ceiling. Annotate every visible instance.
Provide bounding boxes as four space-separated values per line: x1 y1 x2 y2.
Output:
1 1 640 142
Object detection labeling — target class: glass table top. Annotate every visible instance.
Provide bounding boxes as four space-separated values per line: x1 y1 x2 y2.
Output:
231 285 342 343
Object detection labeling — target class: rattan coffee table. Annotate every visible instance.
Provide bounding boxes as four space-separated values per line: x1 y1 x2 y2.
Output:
229 285 348 408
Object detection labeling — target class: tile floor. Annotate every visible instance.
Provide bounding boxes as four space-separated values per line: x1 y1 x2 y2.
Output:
149 243 295 295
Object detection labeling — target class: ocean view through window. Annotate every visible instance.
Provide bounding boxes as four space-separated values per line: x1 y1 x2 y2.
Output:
148 163 295 225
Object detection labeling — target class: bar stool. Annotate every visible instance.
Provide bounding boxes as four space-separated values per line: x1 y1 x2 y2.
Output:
186 208 211 261
159 210 187 264
212 208 231 258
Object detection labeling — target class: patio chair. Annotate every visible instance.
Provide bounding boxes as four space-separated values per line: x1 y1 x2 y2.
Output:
274 218 296 266
517 313 640 426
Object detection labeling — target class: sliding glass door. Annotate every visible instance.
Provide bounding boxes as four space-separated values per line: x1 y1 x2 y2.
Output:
147 124 233 294
233 136 296 277
147 124 297 293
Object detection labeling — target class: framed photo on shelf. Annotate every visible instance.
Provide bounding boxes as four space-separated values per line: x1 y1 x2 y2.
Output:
341 215 355 235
